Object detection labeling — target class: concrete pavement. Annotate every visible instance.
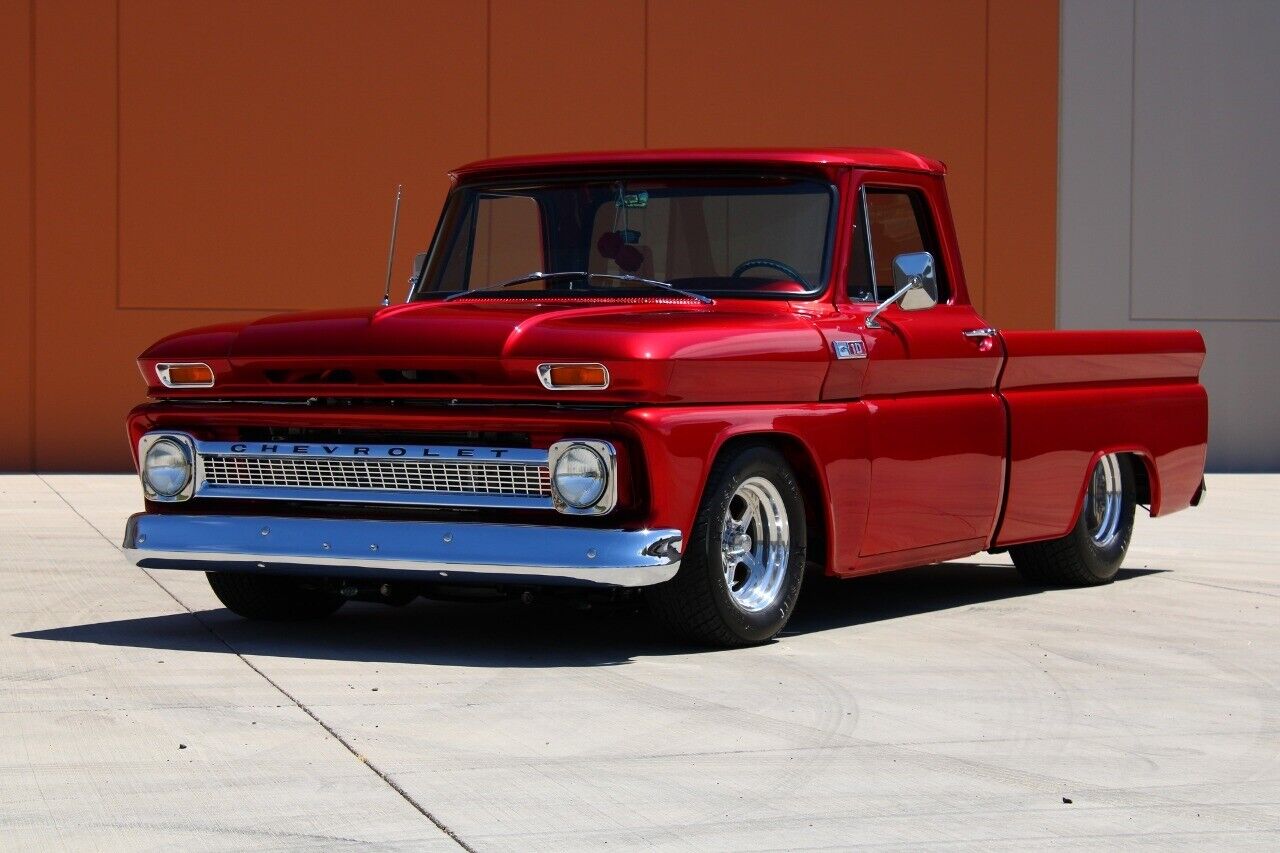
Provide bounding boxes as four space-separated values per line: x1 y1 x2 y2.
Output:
1 474 1277 849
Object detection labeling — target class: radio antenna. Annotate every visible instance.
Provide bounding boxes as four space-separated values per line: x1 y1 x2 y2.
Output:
381 184 403 307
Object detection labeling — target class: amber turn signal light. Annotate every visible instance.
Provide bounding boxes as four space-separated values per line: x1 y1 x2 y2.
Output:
156 363 215 388
537 363 610 390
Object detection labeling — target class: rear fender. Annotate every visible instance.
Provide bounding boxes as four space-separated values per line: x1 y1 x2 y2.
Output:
994 382 1207 547
1062 447 1161 536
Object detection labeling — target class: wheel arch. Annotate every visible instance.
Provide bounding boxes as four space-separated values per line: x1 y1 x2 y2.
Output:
703 431 833 575
1064 447 1161 534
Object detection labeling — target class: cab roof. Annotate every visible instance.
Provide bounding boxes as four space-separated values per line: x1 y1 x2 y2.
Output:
451 148 946 181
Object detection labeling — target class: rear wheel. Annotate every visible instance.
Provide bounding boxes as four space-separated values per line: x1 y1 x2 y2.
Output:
647 445 806 646
1011 453 1136 586
206 572 345 620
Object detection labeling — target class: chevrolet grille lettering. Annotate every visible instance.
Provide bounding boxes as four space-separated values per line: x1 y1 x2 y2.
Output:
222 443 516 458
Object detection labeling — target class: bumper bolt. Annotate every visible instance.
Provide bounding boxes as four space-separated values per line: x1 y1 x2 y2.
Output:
259 527 270 536
442 532 453 543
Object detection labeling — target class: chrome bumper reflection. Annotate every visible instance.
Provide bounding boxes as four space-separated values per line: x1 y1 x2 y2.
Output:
122 514 682 588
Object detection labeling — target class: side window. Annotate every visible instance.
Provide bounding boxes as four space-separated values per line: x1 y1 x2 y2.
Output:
437 194 544 291
847 193 875 301
468 194 544 288
850 187 949 302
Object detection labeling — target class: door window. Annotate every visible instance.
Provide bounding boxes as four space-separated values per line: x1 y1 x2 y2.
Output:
848 187 948 302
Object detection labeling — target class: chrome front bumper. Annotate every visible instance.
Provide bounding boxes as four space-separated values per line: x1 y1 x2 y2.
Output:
123 514 682 588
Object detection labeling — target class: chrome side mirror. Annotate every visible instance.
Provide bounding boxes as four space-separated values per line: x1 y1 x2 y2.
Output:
895 251 939 311
865 251 939 328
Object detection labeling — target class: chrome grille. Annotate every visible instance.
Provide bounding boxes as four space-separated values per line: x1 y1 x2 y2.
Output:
201 454 552 497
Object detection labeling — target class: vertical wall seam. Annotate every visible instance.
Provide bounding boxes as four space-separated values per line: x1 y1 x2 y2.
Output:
484 0 491 157
1127 0 1137 321
981 0 990 317
642 0 649 148
1054 0 1064 329
28 0 37 471
114 0 121 309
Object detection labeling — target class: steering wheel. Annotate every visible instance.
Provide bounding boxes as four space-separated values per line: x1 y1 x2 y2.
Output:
731 258 811 291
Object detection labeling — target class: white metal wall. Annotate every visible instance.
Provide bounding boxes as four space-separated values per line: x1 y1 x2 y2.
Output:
1059 0 1280 471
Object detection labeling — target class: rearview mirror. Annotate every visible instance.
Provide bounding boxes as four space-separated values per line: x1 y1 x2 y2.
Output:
865 251 940 328
893 252 939 311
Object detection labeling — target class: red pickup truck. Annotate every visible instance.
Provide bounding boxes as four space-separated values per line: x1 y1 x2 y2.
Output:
123 149 1208 646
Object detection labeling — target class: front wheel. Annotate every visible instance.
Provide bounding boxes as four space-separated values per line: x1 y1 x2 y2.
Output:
647 445 807 646
1011 453 1136 587
206 572 346 620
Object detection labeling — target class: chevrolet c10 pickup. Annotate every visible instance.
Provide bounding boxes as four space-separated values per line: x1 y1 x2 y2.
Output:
123 148 1208 646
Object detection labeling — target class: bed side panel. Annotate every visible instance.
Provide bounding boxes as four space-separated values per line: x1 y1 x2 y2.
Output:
995 330 1208 547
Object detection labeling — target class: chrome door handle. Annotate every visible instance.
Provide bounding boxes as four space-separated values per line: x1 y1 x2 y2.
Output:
962 327 998 338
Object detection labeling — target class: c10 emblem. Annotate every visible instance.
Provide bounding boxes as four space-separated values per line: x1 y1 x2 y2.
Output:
832 339 867 360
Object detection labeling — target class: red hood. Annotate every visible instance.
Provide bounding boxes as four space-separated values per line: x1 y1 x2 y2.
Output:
138 298 829 404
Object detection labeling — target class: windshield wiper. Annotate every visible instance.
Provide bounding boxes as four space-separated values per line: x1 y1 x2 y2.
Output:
443 271 712 304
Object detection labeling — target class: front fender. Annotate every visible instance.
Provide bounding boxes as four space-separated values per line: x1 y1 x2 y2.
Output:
621 403 870 575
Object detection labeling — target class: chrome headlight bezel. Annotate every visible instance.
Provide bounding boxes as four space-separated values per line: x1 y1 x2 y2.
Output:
547 439 617 515
138 432 196 502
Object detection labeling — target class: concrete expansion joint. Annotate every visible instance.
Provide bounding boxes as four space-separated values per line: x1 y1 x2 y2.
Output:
33 474 479 853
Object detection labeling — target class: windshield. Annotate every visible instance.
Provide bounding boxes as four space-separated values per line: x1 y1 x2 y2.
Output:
415 175 836 299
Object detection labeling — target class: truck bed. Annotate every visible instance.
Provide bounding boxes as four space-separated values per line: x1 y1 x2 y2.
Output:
994 329 1208 546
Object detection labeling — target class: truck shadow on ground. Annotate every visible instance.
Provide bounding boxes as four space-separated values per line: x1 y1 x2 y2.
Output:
17 564 1165 668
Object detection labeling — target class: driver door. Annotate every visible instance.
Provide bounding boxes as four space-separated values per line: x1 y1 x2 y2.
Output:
844 175 1006 561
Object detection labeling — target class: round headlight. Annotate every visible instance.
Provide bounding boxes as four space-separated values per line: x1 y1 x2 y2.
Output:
552 444 608 509
143 438 192 498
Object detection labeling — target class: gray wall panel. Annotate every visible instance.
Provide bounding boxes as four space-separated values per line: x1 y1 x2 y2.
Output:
1059 0 1280 471
1058 0 1133 330
1130 0 1280 321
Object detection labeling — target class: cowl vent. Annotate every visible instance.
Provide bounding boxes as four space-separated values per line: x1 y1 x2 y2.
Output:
264 368 355 384
377 369 462 384
260 368 464 385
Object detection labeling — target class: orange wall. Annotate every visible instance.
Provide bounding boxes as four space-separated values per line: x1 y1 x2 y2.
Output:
3 0 1058 472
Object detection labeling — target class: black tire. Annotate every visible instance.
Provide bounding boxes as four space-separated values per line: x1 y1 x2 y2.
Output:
647 444 807 647
1011 454 1136 587
206 572 345 621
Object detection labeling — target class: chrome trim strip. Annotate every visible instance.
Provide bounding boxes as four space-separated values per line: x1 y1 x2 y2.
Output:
123 514 682 588
193 485 552 510
196 440 547 464
860 186 878 301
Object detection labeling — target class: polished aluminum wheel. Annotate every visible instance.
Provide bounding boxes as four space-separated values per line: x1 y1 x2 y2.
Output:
720 476 791 612
1084 454 1124 547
